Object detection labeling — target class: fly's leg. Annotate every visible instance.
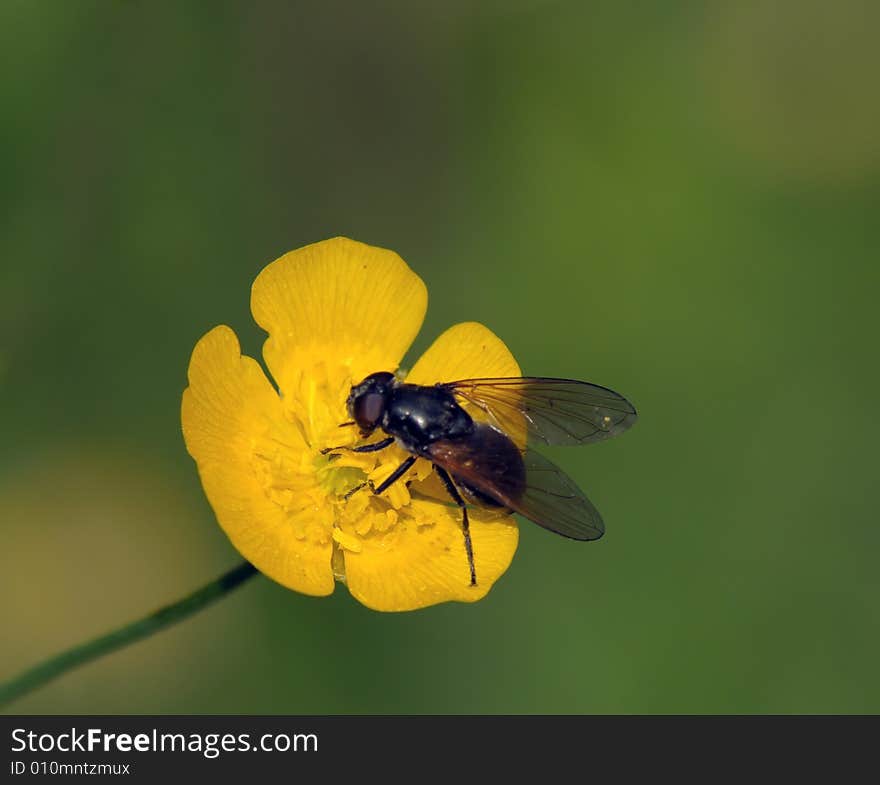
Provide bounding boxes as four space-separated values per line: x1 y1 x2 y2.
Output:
434 465 477 587
343 454 417 501
320 436 395 455
374 455 417 494
343 481 370 501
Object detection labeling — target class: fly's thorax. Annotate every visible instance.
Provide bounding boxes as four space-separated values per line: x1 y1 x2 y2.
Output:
383 384 474 448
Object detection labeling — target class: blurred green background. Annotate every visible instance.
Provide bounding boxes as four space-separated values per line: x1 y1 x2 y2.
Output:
2 0 878 714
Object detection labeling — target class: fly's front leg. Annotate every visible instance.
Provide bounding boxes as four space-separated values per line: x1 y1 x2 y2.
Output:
433 465 477 587
320 435 395 456
373 455 417 495
343 454 418 501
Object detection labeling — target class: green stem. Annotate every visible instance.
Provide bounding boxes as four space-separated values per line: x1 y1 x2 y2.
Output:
0 561 259 709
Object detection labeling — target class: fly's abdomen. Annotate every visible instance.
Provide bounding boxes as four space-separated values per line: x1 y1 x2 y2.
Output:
429 422 527 508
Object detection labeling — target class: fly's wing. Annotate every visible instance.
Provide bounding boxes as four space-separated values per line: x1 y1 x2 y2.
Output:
443 377 637 446
513 448 605 540
427 428 605 541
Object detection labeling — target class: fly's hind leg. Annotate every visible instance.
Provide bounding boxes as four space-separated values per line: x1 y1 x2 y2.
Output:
433 465 477 587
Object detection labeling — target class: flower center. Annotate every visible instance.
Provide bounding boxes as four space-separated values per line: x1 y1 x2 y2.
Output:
251 360 438 579
313 453 366 499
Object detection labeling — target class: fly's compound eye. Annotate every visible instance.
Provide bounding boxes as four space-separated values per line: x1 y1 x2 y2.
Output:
353 392 386 431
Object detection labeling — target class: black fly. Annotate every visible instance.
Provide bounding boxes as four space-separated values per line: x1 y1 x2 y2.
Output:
322 372 637 586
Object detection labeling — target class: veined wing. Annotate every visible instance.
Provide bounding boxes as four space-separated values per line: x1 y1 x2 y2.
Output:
444 376 637 446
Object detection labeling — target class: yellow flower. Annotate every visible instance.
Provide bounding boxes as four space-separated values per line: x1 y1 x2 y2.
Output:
181 237 520 611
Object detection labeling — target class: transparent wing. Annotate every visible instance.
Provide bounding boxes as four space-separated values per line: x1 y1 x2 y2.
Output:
427 430 605 541
511 448 605 540
444 377 637 446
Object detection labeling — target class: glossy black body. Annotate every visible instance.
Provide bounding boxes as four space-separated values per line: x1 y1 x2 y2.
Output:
384 384 473 449
346 372 526 507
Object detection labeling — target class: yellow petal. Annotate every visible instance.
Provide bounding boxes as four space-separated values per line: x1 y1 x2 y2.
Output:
181 325 334 596
251 237 428 399
406 321 521 384
343 499 519 611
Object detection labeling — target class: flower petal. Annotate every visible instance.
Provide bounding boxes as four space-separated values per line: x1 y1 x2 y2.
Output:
181 325 334 596
343 501 519 611
406 321 521 384
251 237 428 397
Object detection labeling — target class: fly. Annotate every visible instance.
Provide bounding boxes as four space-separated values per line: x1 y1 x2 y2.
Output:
322 372 637 586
